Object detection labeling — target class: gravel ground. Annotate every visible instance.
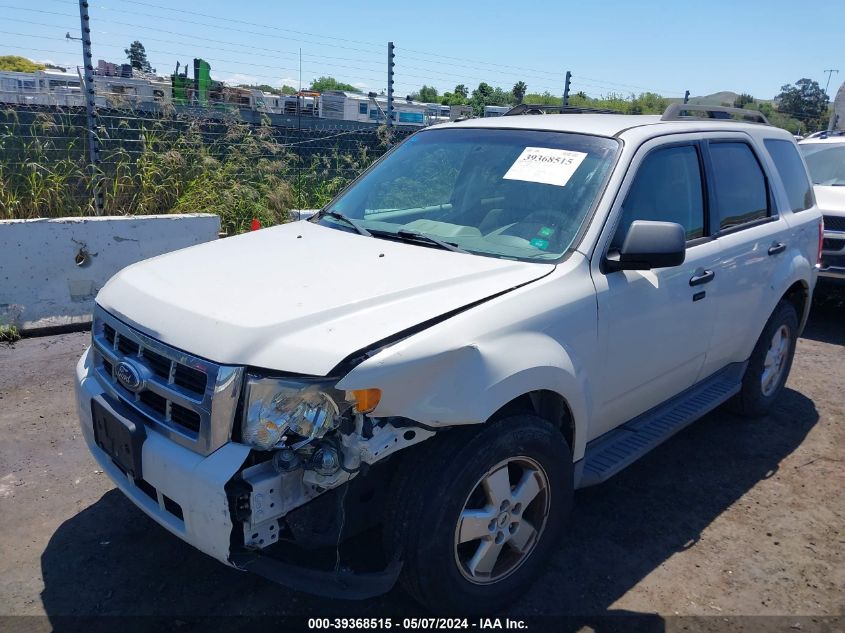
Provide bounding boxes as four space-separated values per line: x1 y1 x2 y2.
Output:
0 298 842 631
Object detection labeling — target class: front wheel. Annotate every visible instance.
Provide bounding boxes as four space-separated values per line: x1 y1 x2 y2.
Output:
729 300 799 417
384 414 573 613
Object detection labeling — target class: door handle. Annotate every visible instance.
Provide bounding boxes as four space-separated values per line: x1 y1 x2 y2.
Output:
768 242 787 256
689 270 715 286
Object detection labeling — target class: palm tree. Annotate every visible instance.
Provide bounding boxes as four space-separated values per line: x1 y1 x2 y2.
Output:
512 81 527 104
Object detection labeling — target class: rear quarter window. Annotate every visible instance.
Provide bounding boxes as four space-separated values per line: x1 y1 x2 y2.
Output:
764 139 814 212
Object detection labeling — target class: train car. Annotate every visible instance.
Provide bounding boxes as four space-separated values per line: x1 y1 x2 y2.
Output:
320 91 427 126
0 69 83 107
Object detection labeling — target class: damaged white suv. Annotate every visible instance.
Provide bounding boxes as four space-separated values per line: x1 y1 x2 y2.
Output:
75 105 821 613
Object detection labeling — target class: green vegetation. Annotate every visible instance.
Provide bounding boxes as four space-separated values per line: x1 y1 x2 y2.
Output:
773 78 830 132
0 56 45 72
512 81 527 105
125 41 154 73
0 324 21 344
309 76 362 93
409 85 439 103
0 109 382 234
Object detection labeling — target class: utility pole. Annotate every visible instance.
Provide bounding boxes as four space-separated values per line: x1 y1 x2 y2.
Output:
77 0 103 215
563 71 571 107
823 69 839 94
387 42 395 128
684 90 690 104
824 70 839 131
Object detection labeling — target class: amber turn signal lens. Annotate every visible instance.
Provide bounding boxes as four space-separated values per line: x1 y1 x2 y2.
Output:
350 388 381 413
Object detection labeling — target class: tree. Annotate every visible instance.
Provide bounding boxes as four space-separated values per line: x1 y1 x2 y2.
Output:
733 93 754 108
0 55 45 72
512 81 527 104
415 85 438 103
776 78 830 129
440 91 466 106
454 84 468 99
309 76 361 93
628 92 668 115
280 84 298 95
125 41 154 73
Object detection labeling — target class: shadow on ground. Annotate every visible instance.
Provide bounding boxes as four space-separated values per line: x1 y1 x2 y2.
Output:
802 288 845 346
39 308 838 630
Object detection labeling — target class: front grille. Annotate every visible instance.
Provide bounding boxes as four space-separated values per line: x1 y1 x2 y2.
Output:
822 236 845 252
822 253 845 268
823 215 845 232
91 306 244 455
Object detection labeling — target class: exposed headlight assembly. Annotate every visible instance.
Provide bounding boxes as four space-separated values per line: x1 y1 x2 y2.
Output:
241 375 380 451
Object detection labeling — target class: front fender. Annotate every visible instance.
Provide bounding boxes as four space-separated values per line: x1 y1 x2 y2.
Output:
338 330 591 461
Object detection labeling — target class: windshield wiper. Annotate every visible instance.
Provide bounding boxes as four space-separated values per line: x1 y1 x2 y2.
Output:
394 229 467 253
319 210 371 236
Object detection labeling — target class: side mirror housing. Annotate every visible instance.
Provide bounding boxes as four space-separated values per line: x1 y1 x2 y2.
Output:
606 220 686 271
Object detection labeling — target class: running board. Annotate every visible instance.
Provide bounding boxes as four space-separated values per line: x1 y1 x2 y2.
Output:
577 363 746 488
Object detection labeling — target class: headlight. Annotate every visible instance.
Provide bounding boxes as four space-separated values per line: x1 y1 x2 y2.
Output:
241 375 381 451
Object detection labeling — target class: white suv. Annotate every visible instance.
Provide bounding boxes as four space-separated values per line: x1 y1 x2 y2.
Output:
799 131 845 285
75 105 821 613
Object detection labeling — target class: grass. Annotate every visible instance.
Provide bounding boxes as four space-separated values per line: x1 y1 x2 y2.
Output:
0 107 392 234
0 324 21 343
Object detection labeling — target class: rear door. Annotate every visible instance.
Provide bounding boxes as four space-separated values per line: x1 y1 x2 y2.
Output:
698 134 796 374
590 138 721 438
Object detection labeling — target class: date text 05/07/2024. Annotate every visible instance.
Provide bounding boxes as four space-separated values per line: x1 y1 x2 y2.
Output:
307 617 529 630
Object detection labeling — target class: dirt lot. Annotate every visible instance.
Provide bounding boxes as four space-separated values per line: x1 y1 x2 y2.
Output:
0 298 843 631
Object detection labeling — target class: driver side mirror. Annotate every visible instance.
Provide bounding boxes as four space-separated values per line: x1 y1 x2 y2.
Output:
606 220 686 271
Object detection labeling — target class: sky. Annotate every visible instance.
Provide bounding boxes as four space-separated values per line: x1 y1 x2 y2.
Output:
5 0 844 101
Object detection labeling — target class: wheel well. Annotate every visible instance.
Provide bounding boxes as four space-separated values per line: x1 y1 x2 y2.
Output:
491 390 575 450
782 281 809 324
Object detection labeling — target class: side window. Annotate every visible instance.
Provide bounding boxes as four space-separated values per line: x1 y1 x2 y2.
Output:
614 145 705 247
358 101 368 115
764 139 814 212
709 142 769 230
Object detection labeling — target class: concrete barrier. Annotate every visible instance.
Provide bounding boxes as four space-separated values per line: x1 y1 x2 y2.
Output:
0 214 220 332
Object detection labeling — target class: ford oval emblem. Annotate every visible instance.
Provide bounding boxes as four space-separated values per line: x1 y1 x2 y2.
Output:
116 361 143 392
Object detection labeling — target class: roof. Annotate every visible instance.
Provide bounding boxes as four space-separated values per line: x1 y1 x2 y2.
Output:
442 113 660 136
435 113 791 140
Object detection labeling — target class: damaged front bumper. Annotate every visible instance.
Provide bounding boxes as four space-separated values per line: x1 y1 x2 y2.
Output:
75 347 402 599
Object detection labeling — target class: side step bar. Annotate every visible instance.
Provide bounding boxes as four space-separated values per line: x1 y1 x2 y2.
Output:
577 362 746 488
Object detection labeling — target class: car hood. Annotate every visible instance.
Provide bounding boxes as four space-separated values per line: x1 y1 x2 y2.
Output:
97 221 554 376
815 185 845 215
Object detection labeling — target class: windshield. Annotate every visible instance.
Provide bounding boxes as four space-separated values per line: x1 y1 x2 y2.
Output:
800 142 845 186
319 128 620 261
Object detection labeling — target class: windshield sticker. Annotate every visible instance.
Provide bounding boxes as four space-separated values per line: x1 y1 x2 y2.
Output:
503 147 588 187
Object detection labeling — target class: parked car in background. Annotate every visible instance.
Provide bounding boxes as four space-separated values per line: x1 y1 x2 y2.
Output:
75 104 820 613
800 131 845 286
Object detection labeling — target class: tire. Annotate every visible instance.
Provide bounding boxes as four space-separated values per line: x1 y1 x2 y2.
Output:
728 300 798 418
384 414 573 614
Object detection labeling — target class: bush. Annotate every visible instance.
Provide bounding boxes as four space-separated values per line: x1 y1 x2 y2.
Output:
0 107 387 233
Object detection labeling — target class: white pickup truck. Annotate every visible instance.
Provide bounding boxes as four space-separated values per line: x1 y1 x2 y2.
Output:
75 105 821 613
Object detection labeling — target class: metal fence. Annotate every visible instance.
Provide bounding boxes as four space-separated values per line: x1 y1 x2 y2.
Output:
0 103 413 233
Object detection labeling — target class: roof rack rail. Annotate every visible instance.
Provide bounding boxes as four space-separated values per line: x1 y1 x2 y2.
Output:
505 104 622 116
661 103 769 125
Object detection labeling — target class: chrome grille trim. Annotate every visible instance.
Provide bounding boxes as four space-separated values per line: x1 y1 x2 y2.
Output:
91 305 244 456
